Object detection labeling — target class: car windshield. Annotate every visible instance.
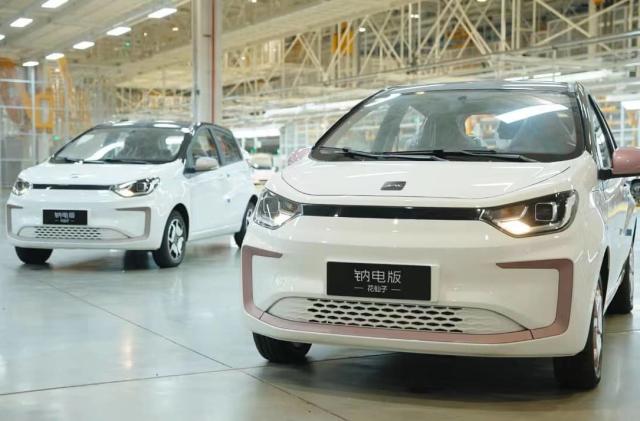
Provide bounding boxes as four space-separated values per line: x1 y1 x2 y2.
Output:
313 89 582 162
52 127 187 164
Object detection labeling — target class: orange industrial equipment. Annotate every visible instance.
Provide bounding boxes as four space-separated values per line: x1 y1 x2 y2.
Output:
331 22 354 55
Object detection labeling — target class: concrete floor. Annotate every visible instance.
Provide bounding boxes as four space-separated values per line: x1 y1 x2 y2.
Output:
1 198 639 420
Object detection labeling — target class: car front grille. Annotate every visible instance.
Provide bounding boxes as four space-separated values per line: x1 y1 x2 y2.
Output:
267 297 524 334
18 226 128 241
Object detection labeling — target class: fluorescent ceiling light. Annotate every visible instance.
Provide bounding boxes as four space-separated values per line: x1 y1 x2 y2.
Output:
554 70 611 82
22 61 39 67
496 104 567 124
41 0 68 8
0 34 5 41
148 7 177 19
10 18 33 28
410 13 420 19
358 27 366 33
622 100 640 110
45 52 64 60
625 61 640 67
73 41 95 50
107 26 131 36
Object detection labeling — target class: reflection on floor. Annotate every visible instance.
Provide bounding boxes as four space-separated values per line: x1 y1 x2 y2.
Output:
0 199 638 420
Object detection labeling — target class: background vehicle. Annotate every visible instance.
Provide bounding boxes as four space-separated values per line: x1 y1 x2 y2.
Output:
249 153 277 185
7 120 257 268
242 81 638 389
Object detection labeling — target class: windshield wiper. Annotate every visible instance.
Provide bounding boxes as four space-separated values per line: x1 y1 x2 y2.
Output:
51 157 80 163
87 158 152 165
396 149 538 162
316 146 447 161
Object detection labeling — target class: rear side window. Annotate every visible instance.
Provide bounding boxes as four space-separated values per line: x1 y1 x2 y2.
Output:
216 131 243 165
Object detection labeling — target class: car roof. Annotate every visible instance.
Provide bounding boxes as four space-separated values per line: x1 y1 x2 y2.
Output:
385 80 576 95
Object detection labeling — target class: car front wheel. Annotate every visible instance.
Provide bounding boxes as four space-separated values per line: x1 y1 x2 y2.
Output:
553 278 603 389
152 211 187 268
15 247 52 265
253 333 311 363
234 201 256 248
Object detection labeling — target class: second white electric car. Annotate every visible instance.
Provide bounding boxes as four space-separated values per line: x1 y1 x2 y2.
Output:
7 120 257 268
243 81 639 389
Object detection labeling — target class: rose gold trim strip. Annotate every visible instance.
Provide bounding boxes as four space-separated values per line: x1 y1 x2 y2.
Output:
242 246 283 319
243 246 578 344
497 259 573 339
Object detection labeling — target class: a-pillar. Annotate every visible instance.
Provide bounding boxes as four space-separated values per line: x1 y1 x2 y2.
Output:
192 0 222 123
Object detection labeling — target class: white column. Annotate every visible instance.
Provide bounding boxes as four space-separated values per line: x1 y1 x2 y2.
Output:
192 0 222 123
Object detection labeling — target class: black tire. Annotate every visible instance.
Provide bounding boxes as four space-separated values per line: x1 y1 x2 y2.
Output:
15 247 52 265
253 333 311 363
152 211 187 268
553 278 603 390
234 201 256 248
609 248 634 314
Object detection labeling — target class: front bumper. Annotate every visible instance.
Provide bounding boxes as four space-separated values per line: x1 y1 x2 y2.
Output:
242 215 601 357
6 190 166 250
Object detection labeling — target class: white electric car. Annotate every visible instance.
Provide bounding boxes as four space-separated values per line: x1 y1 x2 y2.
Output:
242 81 640 389
7 120 257 268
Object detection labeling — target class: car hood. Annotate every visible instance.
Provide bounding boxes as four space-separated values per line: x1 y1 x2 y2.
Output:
282 158 572 199
20 161 173 186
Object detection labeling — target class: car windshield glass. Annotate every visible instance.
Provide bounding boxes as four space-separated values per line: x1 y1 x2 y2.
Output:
52 127 186 164
314 90 582 162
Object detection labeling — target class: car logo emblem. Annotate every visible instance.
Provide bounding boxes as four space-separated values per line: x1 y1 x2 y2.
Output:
381 181 406 191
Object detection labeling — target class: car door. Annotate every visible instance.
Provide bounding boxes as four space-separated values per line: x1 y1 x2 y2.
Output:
588 96 631 296
212 127 253 230
184 127 228 236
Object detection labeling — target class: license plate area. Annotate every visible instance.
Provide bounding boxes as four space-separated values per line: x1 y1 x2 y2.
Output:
43 210 88 225
327 262 431 300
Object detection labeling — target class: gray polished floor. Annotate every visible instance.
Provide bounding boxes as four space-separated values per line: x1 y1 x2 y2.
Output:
1 197 639 420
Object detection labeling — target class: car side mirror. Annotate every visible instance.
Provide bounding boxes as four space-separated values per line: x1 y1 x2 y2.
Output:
194 157 219 172
287 147 311 166
600 147 640 179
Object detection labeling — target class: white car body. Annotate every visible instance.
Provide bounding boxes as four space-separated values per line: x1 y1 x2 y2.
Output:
6 121 256 259
242 82 637 370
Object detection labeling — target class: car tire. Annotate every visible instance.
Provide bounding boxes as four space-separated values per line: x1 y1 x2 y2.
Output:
608 247 634 315
152 211 187 268
15 247 53 265
553 278 603 390
234 201 256 248
253 333 311 363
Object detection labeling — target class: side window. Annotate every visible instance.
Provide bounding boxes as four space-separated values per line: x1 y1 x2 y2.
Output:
216 130 243 165
588 100 613 169
186 129 219 169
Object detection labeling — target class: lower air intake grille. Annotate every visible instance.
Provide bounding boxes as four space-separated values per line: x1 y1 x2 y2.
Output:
268 297 524 334
18 226 128 241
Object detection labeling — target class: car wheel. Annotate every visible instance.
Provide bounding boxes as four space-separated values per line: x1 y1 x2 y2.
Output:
553 278 603 389
15 247 52 265
608 246 634 314
253 333 311 363
234 201 256 248
152 211 187 268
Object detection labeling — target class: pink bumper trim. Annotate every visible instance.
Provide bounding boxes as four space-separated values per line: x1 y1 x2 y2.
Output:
242 246 572 344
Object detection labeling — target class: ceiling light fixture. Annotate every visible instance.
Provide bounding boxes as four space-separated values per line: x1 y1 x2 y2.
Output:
45 52 64 60
41 0 69 8
107 26 131 36
148 7 177 19
10 18 34 28
0 34 5 41
410 13 420 19
22 61 39 67
73 41 95 50
358 27 366 33
172 26 179 32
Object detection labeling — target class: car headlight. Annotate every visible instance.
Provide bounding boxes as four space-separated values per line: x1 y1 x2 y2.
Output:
254 189 302 229
480 191 578 237
12 177 31 196
111 177 160 198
